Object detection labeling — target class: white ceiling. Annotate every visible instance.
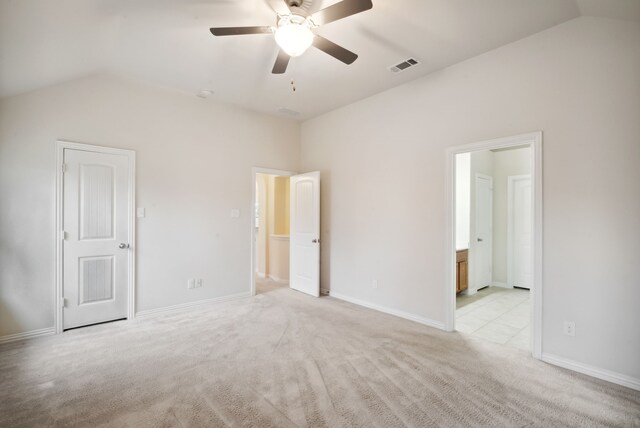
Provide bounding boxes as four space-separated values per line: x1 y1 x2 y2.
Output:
1 0 638 120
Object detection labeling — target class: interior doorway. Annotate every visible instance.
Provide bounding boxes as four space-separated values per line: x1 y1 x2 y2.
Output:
250 168 322 298
445 132 542 358
254 170 293 295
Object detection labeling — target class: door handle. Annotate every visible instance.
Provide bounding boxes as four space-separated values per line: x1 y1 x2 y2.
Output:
477 238 483 242
118 243 130 249
312 239 320 244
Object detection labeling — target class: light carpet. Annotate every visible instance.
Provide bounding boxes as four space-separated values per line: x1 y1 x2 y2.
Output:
1 285 638 427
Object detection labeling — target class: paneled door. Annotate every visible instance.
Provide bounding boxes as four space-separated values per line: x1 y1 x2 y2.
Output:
289 171 320 297
475 174 493 290
62 148 131 329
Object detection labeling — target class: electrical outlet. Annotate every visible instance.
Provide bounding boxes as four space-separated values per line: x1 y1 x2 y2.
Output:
372 279 378 289
563 321 575 336
196 278 203 288
188 279 195 289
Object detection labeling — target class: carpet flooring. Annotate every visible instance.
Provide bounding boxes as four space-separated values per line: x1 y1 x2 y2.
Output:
1 285 639 427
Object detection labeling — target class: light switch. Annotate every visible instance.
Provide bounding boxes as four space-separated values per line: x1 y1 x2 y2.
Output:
137 208 146 218
231 209 240 219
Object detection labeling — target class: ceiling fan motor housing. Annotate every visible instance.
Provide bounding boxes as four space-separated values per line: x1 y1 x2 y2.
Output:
210 0 373 73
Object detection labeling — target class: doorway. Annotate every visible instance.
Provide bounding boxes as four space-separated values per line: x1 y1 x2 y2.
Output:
445 132 542 358
254 171 292 295
250 168 321 297
55 141 136 333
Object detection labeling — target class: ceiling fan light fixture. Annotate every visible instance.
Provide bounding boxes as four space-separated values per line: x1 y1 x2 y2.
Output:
274 15 314 57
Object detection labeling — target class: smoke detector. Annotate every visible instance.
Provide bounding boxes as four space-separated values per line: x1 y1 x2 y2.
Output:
197 89 214 98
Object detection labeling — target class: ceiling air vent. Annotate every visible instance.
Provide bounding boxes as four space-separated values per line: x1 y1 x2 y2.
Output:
389 58 419 73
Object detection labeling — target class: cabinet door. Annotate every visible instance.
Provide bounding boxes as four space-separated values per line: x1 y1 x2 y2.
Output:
459 259 468 292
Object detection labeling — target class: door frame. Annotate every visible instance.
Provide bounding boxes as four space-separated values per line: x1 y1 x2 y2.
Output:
250 167 296 296
55 140 136 334
472 173 493 294
507 174 532 289
444 132 543 359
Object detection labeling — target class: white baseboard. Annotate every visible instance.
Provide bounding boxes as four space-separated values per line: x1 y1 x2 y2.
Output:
329 292 445 331
491 281 511 288
541 353 640 392
268 275 289 285
135 292 251 319
255 272 266 279
0 327 56 345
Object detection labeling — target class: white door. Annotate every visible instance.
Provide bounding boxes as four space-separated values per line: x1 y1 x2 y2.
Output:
509 175 533 289
63 149 131 329
475 174 493 290
289 171 320 297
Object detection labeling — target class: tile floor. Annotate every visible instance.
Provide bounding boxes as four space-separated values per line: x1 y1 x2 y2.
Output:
455 287 530 350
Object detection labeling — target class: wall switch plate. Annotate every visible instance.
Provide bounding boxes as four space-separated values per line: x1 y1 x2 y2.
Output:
231 209 240 219
563 321 575 336
188 279 195 289
136 207 146 218
372 279 378 289
196 278 203 288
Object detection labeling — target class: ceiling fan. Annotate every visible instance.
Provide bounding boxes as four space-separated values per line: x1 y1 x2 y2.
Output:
209 0 373 74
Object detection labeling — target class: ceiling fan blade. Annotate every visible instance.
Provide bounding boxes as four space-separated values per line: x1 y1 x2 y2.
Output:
312 36 358 65
264 0 291 15
311 0 373 26
209 26 273 36
272 49 291 74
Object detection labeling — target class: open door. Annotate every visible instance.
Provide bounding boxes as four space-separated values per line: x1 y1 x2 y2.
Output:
474 174 493 291
289 171 320 297
509 175 533 289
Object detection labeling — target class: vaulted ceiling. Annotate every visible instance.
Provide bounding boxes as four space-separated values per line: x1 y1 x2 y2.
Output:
1 0 638 120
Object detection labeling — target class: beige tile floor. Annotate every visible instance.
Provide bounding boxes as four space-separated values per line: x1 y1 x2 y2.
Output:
456 287 530 350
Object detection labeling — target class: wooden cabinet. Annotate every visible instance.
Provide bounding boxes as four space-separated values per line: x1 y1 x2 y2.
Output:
456 249 468 293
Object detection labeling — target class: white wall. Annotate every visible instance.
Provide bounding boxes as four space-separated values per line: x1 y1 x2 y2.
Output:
0 74 300 337
454 153 470 250
300 17 640 380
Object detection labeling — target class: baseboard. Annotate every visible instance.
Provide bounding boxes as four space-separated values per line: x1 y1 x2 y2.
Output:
329 292 445 331
0 327 56 345
541 353 640 391
268 275 289 285
491 281 511 288
255 272 266 279
135 292 251 319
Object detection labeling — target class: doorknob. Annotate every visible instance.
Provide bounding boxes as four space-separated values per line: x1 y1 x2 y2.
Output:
118 243 130 249
477 238 483 242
